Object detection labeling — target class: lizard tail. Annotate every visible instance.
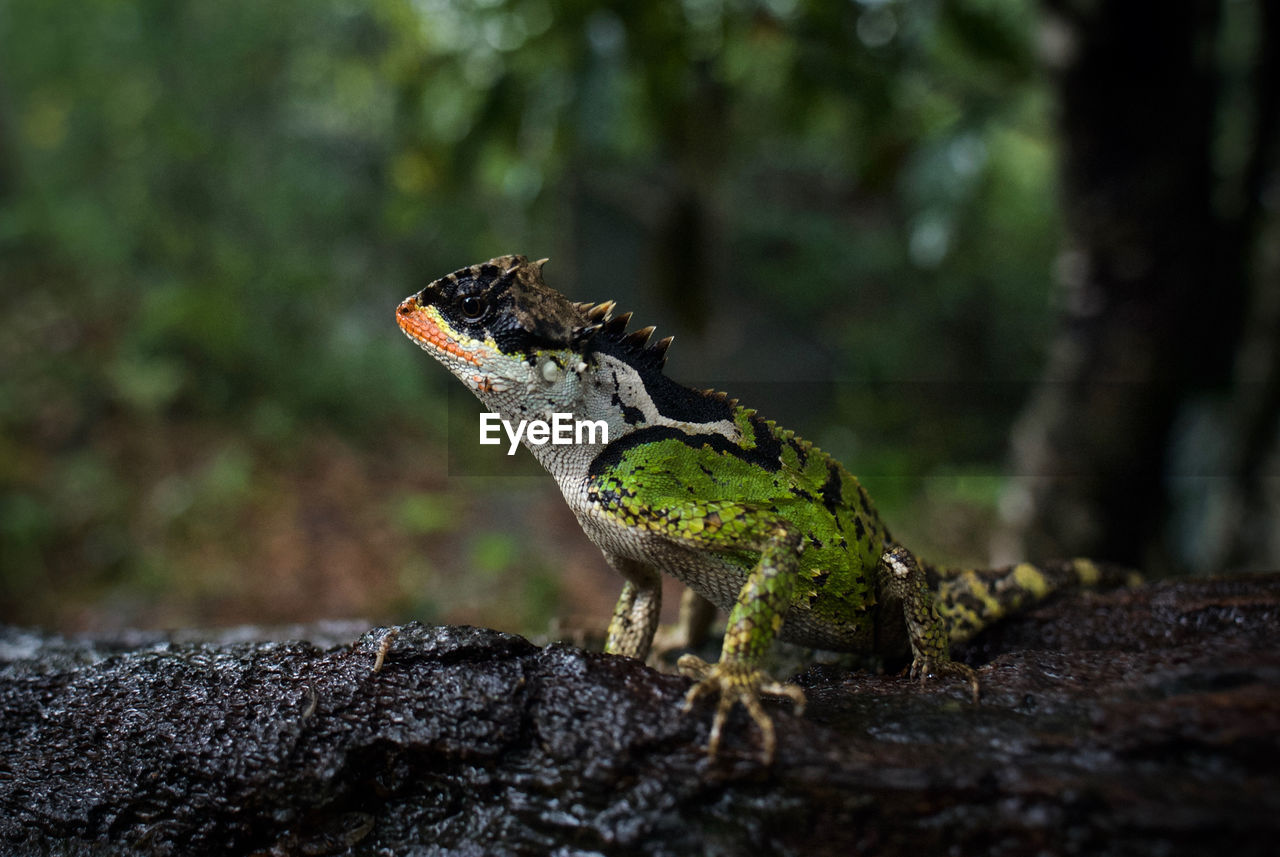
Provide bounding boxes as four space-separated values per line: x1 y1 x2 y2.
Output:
926 559 1141 644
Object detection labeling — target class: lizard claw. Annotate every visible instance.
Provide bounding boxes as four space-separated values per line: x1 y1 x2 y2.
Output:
676 654 806 764
909 655 980 704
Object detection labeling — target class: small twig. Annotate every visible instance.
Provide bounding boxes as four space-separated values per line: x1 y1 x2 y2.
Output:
372 628 399 673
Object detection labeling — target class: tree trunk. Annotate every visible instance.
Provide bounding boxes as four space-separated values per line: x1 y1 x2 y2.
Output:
997 0 1278 574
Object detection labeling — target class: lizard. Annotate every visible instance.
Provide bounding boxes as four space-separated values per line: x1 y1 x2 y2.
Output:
395 254 1132 762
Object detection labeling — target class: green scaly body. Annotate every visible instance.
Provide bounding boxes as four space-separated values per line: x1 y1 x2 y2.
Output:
396 255 1128 761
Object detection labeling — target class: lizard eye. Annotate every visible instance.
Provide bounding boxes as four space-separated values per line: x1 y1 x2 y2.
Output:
459 295 488 323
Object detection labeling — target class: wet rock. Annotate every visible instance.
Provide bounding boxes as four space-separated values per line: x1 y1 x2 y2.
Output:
1 576 1277 856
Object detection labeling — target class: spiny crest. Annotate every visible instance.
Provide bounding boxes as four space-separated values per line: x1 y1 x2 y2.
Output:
603 311 633 337
581 301 615 323
701 388 740 409
443 254 532 287
624 325 657 349
574 300 673 371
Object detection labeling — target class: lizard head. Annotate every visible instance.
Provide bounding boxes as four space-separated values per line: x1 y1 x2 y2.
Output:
398 254 680 440
396 255 596 422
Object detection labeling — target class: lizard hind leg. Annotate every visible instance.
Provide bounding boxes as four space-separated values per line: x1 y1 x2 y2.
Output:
879 544 979 703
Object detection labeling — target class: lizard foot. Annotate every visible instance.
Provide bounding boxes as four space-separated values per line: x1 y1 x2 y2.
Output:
909 655 980 704
676 654 806 764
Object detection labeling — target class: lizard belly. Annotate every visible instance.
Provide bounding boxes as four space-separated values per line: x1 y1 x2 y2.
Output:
571 497 876 653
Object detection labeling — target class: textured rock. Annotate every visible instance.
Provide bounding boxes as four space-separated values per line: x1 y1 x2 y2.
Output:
1 576 1278 856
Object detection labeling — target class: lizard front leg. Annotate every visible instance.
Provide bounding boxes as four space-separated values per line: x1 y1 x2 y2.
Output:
674 587 717 650
879 543 979 702
603 555 663 661
676 516 808 763
598 500 808 763
650 587 719 659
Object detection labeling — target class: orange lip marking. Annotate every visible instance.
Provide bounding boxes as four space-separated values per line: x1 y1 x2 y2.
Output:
396 299 481 366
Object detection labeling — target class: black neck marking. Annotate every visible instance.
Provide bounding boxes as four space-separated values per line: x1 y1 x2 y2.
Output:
591 337 735 426
587 421 783 479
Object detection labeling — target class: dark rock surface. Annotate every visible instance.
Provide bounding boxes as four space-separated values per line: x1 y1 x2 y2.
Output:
2 576 1278 856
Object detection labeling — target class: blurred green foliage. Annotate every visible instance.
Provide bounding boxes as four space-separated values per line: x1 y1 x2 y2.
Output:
0 0 1063 630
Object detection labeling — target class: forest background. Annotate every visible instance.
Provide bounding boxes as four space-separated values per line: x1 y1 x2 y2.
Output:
1 0 1276 636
